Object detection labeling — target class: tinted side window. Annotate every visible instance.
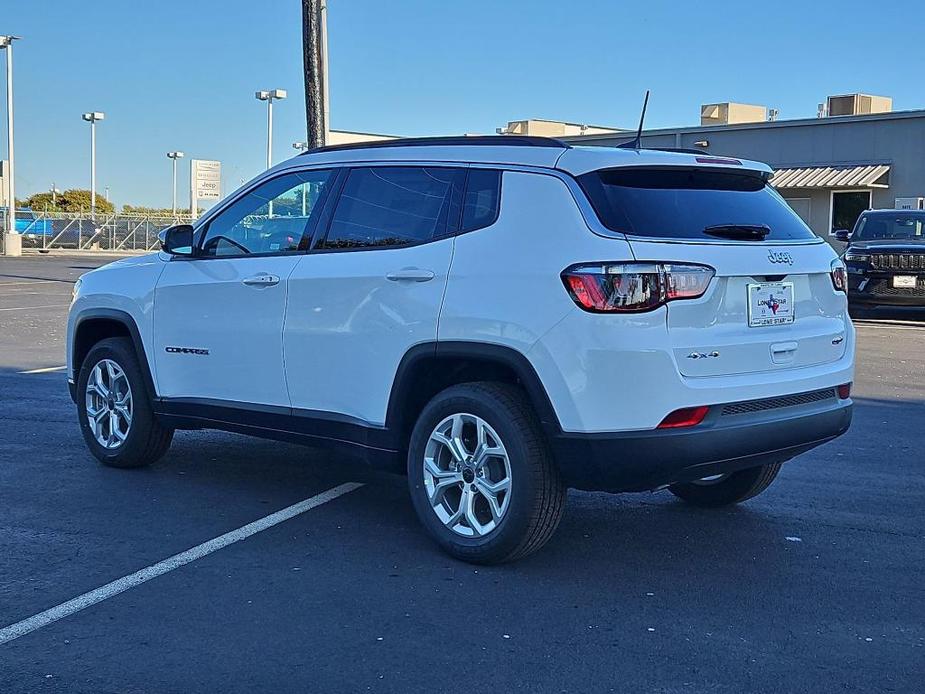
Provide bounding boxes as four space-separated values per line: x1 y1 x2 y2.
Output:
200 169 333 257
322 167 464 249
461 169 501 231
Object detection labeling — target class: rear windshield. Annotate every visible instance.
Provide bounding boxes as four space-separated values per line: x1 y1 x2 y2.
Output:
853 213 925 241
578 168 816 241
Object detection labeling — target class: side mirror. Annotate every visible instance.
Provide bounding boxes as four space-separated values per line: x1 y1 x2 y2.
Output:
158 224 195 256
834 229 851 242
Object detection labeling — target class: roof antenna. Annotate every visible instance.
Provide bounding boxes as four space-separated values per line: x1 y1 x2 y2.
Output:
619 90 650 149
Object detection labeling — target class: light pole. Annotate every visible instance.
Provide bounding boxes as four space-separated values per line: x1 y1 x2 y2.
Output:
81 111 105 218
255 89 286 169
166 151 184 216
1 35 21 255
292 142 310 214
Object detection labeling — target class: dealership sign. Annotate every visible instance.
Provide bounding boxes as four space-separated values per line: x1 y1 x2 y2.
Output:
192 159 221 200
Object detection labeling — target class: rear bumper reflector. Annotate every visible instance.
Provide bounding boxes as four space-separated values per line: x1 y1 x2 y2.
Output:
657 405 710 429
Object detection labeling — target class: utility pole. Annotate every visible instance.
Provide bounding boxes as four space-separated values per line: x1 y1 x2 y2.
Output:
1 35 21 256
302 0 328 148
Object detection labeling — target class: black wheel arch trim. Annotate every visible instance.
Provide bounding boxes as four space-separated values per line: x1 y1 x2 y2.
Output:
385 340 563 440
71 308 157 404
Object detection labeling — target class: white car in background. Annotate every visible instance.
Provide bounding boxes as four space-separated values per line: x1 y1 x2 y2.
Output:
67 136 854 563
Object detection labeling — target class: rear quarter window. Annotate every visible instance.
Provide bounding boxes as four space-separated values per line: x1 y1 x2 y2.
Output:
461 169 501 231
578 168 815 241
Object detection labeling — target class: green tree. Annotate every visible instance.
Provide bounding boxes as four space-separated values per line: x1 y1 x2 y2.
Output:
22 192 58 211
24 189 114 214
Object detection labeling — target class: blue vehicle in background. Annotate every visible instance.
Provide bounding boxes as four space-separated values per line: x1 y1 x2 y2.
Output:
15 209 53 237
1 208 54 245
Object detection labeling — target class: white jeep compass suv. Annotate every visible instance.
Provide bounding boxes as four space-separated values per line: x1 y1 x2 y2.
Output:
67 136 854 564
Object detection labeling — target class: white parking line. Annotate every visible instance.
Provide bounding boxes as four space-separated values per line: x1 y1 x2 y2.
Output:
0 482 363 646
0 290 73 296
18 365 67 374
0 280 56 287
0 304 70 312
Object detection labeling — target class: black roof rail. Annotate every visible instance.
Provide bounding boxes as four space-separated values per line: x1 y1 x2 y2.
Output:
299 135 571 155
615 141 708 155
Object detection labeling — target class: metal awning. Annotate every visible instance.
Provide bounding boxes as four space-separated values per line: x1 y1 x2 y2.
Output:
771 164 891 189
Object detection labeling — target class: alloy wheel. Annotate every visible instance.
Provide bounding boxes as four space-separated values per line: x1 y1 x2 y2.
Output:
423 413 512 537
85 358 133 449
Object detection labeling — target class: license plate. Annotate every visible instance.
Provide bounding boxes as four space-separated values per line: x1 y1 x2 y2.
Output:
893 275 917 288
747 282 795 327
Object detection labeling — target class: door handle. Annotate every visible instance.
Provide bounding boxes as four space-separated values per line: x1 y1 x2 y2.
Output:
386 268 435 282
242 273 280 287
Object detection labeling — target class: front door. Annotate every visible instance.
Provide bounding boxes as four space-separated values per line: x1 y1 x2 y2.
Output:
284 165 465 426
154 168 335 406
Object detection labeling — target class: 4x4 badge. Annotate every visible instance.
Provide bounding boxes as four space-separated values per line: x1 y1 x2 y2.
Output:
768 250 794 265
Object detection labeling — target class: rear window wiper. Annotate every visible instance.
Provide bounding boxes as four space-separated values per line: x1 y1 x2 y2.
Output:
703 224 771 240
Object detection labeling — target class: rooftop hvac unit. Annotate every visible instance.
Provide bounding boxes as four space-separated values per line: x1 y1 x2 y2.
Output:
895 197 925 210
826 93 892 117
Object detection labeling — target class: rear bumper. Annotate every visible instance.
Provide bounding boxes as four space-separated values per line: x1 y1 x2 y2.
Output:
849 291 925 307
551 397 852 493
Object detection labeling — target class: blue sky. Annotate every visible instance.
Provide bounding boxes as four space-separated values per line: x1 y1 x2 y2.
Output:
3 0 924 208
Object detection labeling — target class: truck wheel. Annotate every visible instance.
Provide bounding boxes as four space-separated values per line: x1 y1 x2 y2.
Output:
76 337 173 469
668 463 782 507
407 382 566 565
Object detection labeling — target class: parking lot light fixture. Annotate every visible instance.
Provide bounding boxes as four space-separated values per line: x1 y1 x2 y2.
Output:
167 151 185 216
1 35 21 253
292 142 311 213
256 88 287 169
81 111 105 219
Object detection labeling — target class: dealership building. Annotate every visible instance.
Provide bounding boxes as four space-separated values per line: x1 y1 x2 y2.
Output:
562 94 925 246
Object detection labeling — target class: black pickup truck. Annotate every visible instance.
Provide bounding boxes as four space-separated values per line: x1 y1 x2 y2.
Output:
836 210 925 308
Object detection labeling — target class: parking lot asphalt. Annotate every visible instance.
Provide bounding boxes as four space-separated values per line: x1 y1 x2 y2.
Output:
1 254 923 693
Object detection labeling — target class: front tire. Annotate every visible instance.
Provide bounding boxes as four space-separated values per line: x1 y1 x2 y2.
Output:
668 463 782 507
407 382 566 564
76 337 173 468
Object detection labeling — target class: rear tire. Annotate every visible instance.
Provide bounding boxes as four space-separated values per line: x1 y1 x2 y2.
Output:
668 463 782 507
76 337 173 469
407 382 566 564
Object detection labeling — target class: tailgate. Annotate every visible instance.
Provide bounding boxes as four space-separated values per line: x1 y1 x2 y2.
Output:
629 240 849 377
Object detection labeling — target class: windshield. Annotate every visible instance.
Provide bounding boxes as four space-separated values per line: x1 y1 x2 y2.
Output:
578 168 815 241
852 213 925 241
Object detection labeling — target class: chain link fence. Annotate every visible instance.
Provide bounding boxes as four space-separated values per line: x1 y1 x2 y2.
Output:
1 209 194 252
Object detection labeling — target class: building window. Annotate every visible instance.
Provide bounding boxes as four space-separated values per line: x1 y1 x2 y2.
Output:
831 191 871 234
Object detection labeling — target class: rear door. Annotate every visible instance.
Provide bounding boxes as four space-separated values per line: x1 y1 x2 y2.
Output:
283 165 465 425
578 166 848 377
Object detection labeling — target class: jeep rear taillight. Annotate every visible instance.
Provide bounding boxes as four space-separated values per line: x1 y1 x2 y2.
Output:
830 259 848 293
561 263 715 313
